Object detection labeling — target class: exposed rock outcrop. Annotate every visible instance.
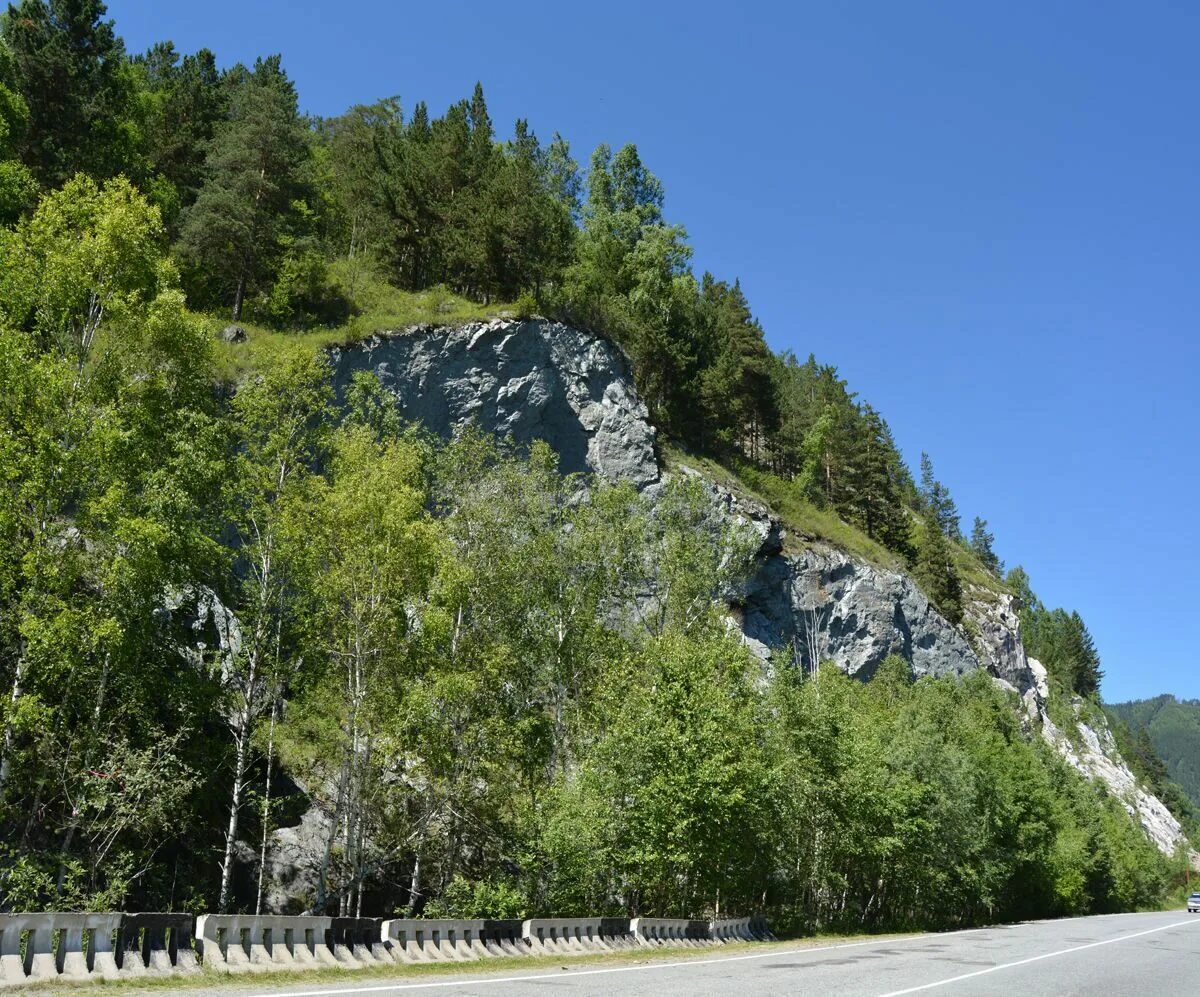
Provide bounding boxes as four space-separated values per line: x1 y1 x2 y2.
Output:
330 319 659 489
740 545 984 681
312 319 1192 865
1037 676 1192 857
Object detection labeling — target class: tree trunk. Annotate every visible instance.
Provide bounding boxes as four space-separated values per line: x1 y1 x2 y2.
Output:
407 848 422 915
218 676 255 914
232 270 247 322
316 749 350 914
255 694 279 916
0 648 25 795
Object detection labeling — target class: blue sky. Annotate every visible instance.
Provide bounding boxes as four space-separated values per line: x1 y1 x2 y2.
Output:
108 1 1200 702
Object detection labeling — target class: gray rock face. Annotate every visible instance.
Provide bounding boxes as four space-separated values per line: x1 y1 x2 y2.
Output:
330 319 659 488
740 545 983 681
222 324 247 344
966 589 1033 694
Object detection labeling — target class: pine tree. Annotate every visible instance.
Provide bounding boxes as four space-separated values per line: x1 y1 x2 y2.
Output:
697 275 777 459
919 451 961 540
969 516 1003 575
915 520 963 625
176 55 310 319
2 0 132 184
134 43 227 224
467 81 493 174
545 131 581 221
845 405 913 559
1067 610 1103 697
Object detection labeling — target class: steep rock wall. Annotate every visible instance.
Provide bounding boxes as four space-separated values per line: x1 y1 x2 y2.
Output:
330 319 659 488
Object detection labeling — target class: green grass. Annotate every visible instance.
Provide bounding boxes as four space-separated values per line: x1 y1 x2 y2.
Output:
205 270 516 384
951 542 1011 603
662 446 905 571
662 446 1013 621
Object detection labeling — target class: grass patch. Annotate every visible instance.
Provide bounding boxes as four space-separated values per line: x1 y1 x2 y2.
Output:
205 269 515 384
953 542 1010 602
662 446 903 570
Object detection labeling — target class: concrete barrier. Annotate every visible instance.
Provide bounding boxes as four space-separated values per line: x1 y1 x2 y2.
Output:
710 916 755 942
0 912 122 986
629 917 713 947
196 914 337 973
118 913 199 974
329 917 390 966
710 915 773 942
521 917 635 954
382 919 501 963
481 919 527 957
0 908 769 988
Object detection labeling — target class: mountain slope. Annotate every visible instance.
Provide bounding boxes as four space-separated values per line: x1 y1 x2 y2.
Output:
1108 696 1200 811
321 317 1192 862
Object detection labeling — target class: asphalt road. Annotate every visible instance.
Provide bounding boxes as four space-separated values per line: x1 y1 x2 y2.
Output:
148 910 1200 997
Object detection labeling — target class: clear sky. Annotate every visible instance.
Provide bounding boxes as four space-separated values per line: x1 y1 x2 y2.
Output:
108 0 1200 702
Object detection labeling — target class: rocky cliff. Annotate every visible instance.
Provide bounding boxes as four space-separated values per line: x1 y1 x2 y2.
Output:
321 317 1189 859
330 319 659 489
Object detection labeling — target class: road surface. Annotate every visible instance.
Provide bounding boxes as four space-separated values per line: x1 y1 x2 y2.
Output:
138 910 1200 997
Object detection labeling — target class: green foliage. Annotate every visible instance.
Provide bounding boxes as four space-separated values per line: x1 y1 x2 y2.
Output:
1 0 133 186
1107 696 1200 821
128 42 227 231
1011 565 1103 698
253 247 351 329
914 519 963 625
919 452 961 540
176 55 311 321
421 875 529 919
969 516 1003 576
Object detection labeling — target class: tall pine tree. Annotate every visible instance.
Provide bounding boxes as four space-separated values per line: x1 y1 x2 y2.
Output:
969 516 1002 575
2 0 132 184
177 55 310 320
915 519 963 625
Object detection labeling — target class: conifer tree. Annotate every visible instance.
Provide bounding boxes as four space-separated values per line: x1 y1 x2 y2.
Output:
919 452 961 540
915 520 963 625
176 55 310 319
545 131 581 221
2 0 131 184
697 275 777 458
1067 610 1103 697
847 406 914 558
133 42 226 224
969 516 1002 575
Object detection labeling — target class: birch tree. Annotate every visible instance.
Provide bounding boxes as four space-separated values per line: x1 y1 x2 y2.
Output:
216 347 330 912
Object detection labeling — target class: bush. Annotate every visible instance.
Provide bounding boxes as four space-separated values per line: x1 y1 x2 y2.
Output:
253 248 352 329
515 290 539 319
420 875 530 919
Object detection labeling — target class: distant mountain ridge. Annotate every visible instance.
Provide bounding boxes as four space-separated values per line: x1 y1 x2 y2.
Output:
1107 695 1200 811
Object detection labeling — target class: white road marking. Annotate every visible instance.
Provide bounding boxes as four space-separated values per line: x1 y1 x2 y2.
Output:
240 929 966 996
235 914 1196 997
874 917 1200 996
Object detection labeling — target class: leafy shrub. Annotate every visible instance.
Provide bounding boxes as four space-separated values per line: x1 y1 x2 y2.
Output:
253 248 352 329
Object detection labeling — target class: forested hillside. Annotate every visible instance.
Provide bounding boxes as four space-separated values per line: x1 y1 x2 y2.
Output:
0 1 1190 928
1107 697 1200 817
